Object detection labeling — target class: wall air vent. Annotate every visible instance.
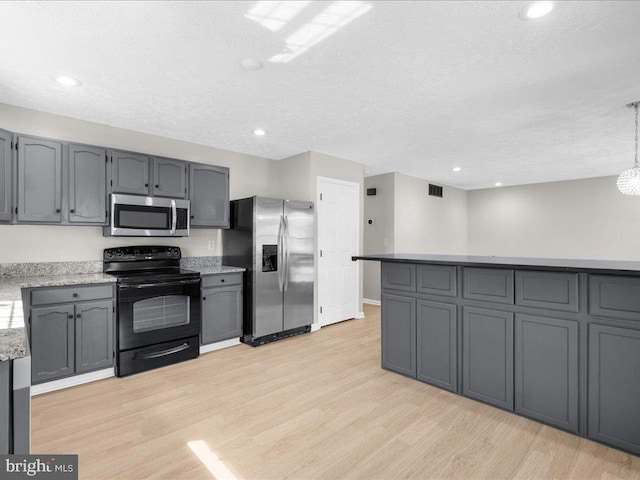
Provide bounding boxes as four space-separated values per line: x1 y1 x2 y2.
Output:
428 184 443 198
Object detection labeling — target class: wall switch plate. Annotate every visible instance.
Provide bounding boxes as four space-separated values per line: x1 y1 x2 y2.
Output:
207 240 215 250
383 238 389 247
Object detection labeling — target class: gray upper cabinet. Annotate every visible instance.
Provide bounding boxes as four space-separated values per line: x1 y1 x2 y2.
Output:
201 281 242 344
588 323 640 455
68 144 107 224
16 136 63 223
30 304 75 383
0 129 11 222
416 299 457 392
152 157 187 198
75 300 113 373
111 150 150 195
381 293 416 377
515 313 578 433
189 163 230 228
463 306 514 411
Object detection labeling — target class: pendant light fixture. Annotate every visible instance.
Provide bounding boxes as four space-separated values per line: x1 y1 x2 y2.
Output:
617 101 640 195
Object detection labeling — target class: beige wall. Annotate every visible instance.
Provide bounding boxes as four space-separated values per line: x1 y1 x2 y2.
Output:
0 103 278 262
363 173 395 301
273 152 311 202
394 173 468 254
467 176 640 260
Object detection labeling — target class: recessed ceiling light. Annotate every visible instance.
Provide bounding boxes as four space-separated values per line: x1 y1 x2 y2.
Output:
241 59 263 70
56 75 81 87
452 167 462 172
495 182 503 187
519 1 554 20
253 129 266 136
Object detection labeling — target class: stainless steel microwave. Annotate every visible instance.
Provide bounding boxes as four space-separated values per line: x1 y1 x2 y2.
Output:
104 194 190 237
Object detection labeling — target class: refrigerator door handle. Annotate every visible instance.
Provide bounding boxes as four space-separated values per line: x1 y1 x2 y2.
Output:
277 214 284 292
284 215 290 291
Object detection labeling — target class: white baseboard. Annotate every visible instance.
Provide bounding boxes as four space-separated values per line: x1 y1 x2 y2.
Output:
355 311 365 319
310 323 321 332
200 337 241 354
31 368 114 396
363 298 381 306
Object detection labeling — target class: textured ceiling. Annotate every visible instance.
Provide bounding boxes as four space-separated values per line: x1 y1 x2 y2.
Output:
0 1 639 189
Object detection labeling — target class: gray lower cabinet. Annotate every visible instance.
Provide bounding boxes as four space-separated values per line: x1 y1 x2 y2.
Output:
30 285 114 384
416 299 457 392
381 293 416 377
463 306 514 410
152 157 187 198
75 301 114 373
189 163 230 228
0 360 9 453
31 304 75 383
588 323 640 454
16 136 63 222
68 144 107 224
515 313 579 432
0 129 11 222
201 280 243 344
110 149 150 195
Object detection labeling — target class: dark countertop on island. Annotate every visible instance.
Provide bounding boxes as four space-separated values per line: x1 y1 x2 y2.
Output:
353 253 640 275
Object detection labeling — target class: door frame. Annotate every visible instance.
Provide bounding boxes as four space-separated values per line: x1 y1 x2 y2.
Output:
316 176 361 327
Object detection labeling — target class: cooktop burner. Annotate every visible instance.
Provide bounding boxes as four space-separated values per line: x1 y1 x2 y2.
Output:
103 246 200 282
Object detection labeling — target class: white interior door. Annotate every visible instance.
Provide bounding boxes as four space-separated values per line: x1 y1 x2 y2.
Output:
317 177 359 327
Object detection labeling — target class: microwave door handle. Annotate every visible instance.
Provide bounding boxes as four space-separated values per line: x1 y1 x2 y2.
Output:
170 199 177 235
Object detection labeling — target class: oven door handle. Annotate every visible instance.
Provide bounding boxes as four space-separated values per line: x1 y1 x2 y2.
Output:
170 199 177 236
133 342 191 360
119 278 201 289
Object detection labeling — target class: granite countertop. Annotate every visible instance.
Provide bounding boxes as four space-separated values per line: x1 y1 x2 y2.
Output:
190 265 245 275
0 273 116 361
353 253 640 275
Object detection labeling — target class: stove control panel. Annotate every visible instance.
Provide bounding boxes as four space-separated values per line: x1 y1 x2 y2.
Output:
104 246 181 261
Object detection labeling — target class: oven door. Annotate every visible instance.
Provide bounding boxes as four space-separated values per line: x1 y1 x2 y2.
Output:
117 277 201 351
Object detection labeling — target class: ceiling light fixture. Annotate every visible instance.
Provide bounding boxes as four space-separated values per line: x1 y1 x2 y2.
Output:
519 1 554 20
452 167 462 172
56 75 81 87
254 129 266 136
495 182 503 187
617 101 640 196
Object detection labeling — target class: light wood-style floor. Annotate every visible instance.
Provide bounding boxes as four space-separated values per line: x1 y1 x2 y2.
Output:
32 305 640 480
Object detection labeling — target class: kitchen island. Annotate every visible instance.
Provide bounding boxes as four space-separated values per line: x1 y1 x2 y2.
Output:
353 254 640 456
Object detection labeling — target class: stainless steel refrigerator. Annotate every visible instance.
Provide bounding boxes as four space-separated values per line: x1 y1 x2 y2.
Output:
222 196 314 346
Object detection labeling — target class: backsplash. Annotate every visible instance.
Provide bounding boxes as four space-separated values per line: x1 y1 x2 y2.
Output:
0 256 222 277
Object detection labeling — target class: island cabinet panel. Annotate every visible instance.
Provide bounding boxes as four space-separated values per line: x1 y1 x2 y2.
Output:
463 268 514 305
416 265 456 297
416 299 457 392
381 293 416 377
589 275 640 321
463 307 514 410
515 271 579 312
588 324 640 454
382 263 415 292
515 314 579 432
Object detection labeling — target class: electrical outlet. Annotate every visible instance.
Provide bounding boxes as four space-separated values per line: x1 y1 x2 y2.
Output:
207 240 215 250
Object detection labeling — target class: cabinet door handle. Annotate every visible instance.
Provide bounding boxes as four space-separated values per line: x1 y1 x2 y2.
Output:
190 215 194 219
202 297 206 301
72 293 78 298
145 183 149 187
70 209 75 213
155 184 159 188
221 279 225 283
68 314 73 319
56 209 61 213
76 313 82 319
